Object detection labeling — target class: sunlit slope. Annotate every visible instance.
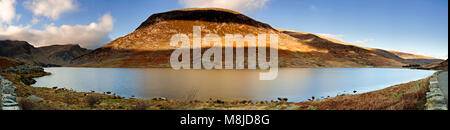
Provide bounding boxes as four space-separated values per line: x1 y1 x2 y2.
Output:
72 8 416 68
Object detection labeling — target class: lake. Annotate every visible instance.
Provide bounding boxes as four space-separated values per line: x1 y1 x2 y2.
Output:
32 68 436 102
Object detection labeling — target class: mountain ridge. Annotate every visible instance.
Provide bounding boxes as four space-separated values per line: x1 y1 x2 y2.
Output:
68 8 440 68
0 40 91 66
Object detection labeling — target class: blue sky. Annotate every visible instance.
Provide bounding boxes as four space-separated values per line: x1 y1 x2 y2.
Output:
0 0 448 59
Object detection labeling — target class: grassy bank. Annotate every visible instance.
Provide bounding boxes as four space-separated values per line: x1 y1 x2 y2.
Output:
0 71 431 110
295 78 430 110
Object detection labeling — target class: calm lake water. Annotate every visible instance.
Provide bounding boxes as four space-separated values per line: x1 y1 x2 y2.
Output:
32 68 436 102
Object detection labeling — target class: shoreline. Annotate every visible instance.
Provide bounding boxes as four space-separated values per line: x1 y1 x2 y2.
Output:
33 67 436 102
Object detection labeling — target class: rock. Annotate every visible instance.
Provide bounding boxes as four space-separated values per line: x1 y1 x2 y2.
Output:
1 65 45 74
2 94 16 101
1 86 15 95
256 101 265 105
57 88 67 91
27 95 44 102
21 77 36 85
152 97 168 101
426 103 448 110
3 101 19 107
277 97 288 102
2 106 20 110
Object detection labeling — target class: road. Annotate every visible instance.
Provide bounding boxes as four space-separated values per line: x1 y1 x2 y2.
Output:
438 71 448 105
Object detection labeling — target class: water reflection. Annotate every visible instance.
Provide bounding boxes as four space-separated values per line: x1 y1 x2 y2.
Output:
32 68 436 102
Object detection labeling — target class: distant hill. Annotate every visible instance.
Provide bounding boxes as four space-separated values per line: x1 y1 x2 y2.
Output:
277 29 443 65
0 40 91 66
420 59 448 70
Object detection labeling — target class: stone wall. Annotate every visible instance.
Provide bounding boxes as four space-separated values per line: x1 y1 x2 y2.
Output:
425 72 448 110
0 76 20 110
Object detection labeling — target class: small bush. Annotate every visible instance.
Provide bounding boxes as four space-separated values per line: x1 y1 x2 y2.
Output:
131 102 150 110
64 93 76 105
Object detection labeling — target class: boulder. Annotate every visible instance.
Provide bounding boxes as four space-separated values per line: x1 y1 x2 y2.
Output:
27 95 45 102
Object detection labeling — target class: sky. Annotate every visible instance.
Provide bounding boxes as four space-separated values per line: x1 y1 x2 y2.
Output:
0 0 448 59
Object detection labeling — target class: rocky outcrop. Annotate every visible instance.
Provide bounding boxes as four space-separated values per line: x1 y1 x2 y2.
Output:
425 72 448 110
0 76 20 110
1 65 47 85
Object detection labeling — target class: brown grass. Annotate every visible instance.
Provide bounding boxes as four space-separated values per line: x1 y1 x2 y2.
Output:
18 98 59 110
296 78 430 110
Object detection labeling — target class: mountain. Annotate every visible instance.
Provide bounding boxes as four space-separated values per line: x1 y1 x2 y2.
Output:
0 40 91 66
420 59 448 70
387 50 443 65
71 8 436 68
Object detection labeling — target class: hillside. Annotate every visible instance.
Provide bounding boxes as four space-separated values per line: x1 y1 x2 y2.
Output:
71 8 429 68
420 59 448 70
388 50 443 65
0 40 91 66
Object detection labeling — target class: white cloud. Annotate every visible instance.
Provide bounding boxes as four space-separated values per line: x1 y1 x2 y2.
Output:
355 39 374 44
24 0 78 20
317 33 345 40
0 0 16 24
179 0 270 12
0 13 114 49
